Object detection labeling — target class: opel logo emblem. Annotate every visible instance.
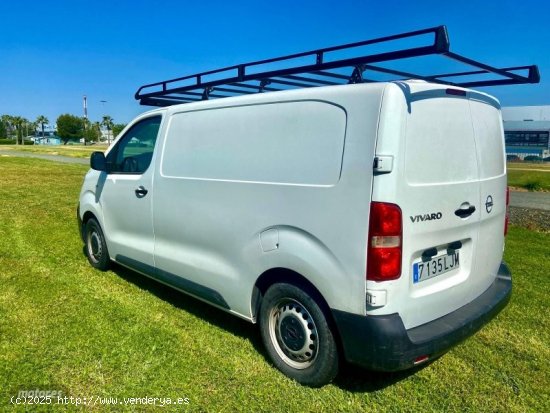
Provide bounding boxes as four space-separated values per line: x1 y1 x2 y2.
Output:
485 195 494 213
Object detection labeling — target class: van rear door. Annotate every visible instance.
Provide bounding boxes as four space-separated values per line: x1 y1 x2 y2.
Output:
370 82 505 330
469 97 507 287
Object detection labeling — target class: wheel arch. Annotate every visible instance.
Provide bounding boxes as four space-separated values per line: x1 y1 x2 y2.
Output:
81 210 98 238
252 268 340 343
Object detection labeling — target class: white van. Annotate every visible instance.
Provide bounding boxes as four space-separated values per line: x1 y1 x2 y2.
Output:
78 80 512 386
78 26 540 385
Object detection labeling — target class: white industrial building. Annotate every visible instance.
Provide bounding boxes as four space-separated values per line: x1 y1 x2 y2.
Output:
502 105 550 160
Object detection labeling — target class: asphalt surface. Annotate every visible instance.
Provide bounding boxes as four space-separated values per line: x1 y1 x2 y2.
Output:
0 149 89 165
1 149 549 211
509 190 550 211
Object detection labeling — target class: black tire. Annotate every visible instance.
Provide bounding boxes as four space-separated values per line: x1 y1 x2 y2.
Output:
259 283 339 387
84 218 110 271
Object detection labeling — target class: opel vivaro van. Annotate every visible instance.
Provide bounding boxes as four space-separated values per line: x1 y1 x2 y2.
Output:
78 26 539 386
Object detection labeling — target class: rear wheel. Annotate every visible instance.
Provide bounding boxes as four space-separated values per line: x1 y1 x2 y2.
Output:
84 218 110 271
259 283 339 387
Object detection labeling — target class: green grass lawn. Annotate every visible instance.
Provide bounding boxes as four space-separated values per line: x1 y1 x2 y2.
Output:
507 162 550 191
507 169 550 191
0 157 548 412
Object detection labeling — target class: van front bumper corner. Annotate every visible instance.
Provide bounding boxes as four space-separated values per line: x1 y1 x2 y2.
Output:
332 262 512 372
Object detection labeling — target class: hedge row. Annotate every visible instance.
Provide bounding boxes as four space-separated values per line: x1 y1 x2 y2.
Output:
0 139 35 145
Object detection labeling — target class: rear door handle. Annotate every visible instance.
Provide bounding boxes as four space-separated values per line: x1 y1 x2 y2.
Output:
455 205 476 218
135 186 148 197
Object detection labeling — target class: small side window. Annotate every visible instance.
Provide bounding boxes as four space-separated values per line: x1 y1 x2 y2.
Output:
107 116 162 174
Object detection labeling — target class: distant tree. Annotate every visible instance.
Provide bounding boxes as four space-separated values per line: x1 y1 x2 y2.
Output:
94 122 102 143
24 120 36 141
0 118 7 139
524 155 542 162
56 114 84 145
81 117 91 146
11 116 26 145
36 115 49 142
101 115 114 144
112 123 127 138
83 119 100 144
1 115 13 139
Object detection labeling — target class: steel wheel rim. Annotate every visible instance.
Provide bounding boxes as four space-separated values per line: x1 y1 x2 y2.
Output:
87 230 102 263
268 298 319 370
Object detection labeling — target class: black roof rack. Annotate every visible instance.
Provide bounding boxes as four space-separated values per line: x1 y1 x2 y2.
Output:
135 25 540 107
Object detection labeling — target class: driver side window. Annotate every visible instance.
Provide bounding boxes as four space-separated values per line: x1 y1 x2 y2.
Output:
107 115 162 174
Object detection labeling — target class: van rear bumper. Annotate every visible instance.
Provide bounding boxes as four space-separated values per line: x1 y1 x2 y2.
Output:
332 262 512 371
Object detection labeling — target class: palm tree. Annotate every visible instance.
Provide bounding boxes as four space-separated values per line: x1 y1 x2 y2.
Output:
1 115 14 139
36 115 49 143
11 116 24 145
25 120 37 142
101 115 114 144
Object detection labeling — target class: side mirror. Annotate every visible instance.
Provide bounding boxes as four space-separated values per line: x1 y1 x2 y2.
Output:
90 151 107 171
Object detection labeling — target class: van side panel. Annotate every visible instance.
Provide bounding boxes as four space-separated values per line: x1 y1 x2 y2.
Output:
152 85 385 319
161 102 345 186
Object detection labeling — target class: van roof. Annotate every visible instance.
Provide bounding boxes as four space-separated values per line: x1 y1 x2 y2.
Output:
135 25 539 108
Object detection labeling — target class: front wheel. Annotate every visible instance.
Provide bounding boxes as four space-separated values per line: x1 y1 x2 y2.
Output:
84 218 110 271
259 283 339 387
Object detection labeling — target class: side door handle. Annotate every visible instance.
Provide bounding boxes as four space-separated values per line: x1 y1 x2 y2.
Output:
455 205 476 218
135 186 148 198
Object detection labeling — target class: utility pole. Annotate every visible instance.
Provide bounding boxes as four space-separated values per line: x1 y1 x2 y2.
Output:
83 95 88 120
83 95 88 146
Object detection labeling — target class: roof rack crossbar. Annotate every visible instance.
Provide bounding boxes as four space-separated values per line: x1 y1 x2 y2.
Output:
361 64 440 83
145 94 196 102
212 86 258 95
310 69 379 84
140 97 200 107
310 70 351 80
169 89 241 100
265 78 317 88
135 25 539 106
204 92 232 99
444 51 528 83
228 82 282 92
450 79 535 88
280 74 339 86
172 90 205 97
426 65 539 83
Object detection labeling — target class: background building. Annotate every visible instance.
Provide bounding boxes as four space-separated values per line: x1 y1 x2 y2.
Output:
502 106 550 160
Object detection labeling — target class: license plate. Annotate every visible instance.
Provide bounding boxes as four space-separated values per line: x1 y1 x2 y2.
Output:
413 251 460 284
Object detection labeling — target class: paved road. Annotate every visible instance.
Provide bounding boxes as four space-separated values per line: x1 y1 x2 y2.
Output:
510 190 550 211
0 150 89 165
508 168 550 173
2 150 549 211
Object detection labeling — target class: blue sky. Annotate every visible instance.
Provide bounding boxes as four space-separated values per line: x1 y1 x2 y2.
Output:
0 0 548 126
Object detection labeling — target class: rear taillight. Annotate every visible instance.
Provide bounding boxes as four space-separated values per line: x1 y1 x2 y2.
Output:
367 202 402 282
504 186 510 236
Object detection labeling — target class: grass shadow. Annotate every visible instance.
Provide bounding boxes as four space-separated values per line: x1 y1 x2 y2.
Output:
334 360 433 392
108 262 264 352
105 259 422 392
